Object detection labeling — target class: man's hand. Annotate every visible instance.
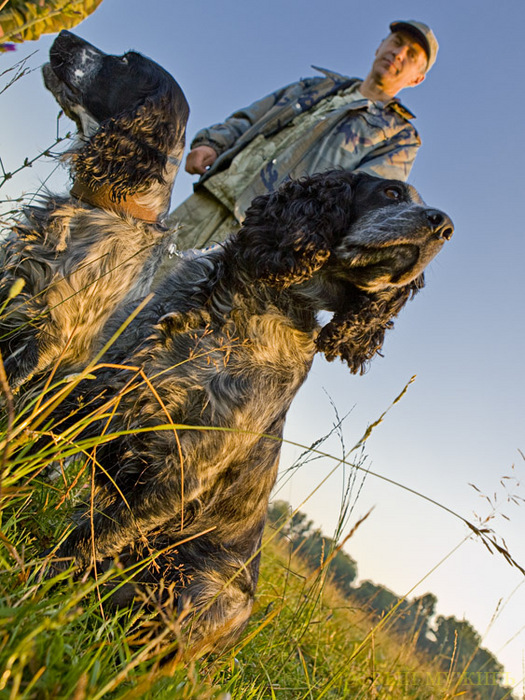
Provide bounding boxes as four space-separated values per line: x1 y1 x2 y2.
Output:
185 145 218 175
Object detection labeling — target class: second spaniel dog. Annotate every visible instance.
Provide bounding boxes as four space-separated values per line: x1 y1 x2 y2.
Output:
0 30 188 389
48 171 452 654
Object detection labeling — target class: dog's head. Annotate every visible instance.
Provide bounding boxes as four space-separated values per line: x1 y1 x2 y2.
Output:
236 170 453 373
42 31 189 207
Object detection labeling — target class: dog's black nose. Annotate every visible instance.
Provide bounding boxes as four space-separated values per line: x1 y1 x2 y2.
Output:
426 209 454 240
53 30 84 51
51 30 100 62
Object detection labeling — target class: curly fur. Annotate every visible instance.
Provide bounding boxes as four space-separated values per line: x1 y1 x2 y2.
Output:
72 89 185 203
316 282 420 373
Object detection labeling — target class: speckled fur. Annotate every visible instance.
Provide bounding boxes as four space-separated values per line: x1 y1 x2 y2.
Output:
38 170 452 654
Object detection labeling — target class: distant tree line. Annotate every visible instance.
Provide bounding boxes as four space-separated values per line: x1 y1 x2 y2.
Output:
268 499 358 595
268 501 512 700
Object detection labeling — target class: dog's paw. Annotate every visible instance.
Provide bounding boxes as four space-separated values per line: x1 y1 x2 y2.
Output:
39 546 80 580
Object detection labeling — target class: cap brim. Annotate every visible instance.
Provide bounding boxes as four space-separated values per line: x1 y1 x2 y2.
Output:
389 21 431 66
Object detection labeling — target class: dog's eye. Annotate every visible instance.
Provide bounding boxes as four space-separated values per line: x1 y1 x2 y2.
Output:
384 187 402 200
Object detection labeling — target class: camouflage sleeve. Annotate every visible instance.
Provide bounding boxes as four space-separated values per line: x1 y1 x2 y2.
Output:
190 82 300 156
0 0 103 44
355 125 422 182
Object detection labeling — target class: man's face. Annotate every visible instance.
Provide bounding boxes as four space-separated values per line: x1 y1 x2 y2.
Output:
371 31 427 96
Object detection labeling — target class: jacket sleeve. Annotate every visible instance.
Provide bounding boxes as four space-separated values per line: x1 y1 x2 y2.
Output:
355 125 421 182
0 0 103 44
190 81 303 156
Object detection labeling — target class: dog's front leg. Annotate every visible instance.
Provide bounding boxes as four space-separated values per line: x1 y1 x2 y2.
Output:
51 474 190 571
172 551 258 657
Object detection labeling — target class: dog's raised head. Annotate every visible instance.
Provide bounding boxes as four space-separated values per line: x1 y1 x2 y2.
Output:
331 172 453 290
235 170 454 373
42 30 189 219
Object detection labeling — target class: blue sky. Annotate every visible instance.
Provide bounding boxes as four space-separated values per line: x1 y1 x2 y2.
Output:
1 0 525 691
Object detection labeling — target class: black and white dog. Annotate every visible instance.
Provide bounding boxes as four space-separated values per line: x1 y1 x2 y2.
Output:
0 30 189 388
1 32 453 655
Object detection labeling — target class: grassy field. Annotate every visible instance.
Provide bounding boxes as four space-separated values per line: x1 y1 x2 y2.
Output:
0 362 517 699
0 446 514 700
0 519 460 699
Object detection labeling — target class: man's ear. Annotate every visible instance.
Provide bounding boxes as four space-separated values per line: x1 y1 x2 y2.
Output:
411 72 426 87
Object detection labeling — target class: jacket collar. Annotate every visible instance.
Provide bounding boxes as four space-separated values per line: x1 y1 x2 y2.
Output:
311 66 416 120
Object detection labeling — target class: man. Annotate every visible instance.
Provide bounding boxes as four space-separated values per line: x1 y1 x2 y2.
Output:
165 20 438 252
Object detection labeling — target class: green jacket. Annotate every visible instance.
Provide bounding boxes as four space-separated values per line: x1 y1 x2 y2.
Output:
0 0 102 44
192 68 421 222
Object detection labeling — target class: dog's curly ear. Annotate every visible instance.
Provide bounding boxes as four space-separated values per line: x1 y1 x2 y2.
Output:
236 172 356 287
316 278 423 374
73 90 187 202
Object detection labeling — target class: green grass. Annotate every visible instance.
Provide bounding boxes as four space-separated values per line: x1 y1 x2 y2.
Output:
0 457 490 700
0 523 447 699
0 370 517 699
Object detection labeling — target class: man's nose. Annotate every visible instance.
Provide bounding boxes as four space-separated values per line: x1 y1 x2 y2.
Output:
392 45 408 62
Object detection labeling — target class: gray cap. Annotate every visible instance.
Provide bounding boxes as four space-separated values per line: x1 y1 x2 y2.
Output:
389 20 439 72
